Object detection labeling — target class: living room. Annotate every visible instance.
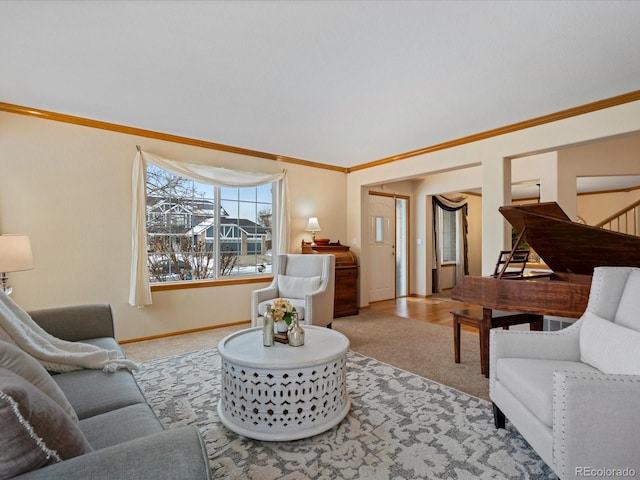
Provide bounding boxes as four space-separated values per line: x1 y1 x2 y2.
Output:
1 2 640 479
3 100 639 340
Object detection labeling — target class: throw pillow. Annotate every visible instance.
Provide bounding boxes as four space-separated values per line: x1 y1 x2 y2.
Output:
0 369 92 479
278 275 321 298
613 268 640 331
579 311 640 375
0 340 78 423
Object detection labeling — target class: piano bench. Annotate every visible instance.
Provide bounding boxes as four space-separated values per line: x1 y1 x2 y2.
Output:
451 307 543 377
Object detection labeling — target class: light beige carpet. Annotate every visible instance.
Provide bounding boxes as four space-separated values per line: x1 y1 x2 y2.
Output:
333 309 489 400
123 308 489 400
122 324 244 362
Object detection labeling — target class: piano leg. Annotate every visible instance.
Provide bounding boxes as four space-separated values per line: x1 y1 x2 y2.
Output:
493 403 506 429
453 314 461 364
530 315 544 331
480 308 492 377
452 308 546 378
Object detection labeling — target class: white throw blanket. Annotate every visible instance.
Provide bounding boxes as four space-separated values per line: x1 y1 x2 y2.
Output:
0 292 137 373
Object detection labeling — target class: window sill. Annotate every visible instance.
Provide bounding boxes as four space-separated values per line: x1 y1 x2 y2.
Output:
150 275 273 292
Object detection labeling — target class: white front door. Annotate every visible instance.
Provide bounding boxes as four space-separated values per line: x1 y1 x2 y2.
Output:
369 193 396 302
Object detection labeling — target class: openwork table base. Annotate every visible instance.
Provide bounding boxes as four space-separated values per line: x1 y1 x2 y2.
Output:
217 326 350 441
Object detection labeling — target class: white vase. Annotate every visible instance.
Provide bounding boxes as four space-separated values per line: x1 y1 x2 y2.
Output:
274 319 288 334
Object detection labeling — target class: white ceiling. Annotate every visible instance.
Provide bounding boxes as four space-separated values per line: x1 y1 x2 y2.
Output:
1 0 640 170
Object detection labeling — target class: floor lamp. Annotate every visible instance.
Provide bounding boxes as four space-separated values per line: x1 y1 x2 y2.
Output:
0 234 34 295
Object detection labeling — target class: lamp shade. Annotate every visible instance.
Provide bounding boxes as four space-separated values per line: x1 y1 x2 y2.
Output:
0 235 34 273
306 217 321 232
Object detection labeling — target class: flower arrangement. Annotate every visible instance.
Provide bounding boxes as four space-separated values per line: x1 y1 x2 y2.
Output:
270 298 297 325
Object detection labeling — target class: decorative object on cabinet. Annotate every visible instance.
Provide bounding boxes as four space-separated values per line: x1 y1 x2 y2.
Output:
302 240 358 318
306 217 322 246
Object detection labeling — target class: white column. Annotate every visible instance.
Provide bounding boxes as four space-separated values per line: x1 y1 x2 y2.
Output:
347 184 369 307
481 157 512 276
537 151 577 220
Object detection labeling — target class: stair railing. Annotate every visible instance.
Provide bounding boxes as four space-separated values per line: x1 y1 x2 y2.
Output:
595 199 640 236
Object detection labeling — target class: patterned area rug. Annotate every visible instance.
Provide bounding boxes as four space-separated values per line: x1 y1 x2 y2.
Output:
135 348 556 479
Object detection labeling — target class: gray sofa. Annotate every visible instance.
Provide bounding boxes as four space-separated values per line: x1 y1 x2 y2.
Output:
1 304 211 480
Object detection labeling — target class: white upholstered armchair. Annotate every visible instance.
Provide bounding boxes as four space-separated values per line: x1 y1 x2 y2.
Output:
251 254 335 328
490 266 640 479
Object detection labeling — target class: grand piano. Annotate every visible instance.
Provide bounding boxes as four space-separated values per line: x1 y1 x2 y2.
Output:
451 202 640 319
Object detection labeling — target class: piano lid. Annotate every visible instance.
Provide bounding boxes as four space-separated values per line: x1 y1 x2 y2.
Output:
499 202 640 276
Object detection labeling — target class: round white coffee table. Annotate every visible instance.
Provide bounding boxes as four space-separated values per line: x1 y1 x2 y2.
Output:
217 326 350 441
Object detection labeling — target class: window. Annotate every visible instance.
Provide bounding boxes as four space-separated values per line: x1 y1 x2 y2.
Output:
439 208 457 263
146 165 274 283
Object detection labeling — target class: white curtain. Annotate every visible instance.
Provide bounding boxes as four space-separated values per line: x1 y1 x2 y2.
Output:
432 195 468 293
129 150 288 307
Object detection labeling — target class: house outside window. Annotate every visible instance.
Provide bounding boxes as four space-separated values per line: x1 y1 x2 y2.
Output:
146 165 273 282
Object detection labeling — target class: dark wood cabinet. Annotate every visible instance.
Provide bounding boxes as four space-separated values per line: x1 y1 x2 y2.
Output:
301 240 358 318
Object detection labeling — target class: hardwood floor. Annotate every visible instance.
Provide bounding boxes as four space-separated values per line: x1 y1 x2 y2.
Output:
368 293 478 332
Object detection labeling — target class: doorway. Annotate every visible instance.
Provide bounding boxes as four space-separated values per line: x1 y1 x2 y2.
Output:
368 192 409 301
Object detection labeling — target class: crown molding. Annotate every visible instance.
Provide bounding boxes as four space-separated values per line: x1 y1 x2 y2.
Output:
3 89 639 175
347 89 640 173
0 102 347 173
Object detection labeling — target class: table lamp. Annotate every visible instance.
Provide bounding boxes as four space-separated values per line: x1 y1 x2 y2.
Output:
0 234 34 294
306 217 321 246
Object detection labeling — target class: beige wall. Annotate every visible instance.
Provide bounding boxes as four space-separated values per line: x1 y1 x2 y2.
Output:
578 190 640 226
465 195 483 277
3 101 640 339
512 134 640 220
349 101 640 306
0 112 347 341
